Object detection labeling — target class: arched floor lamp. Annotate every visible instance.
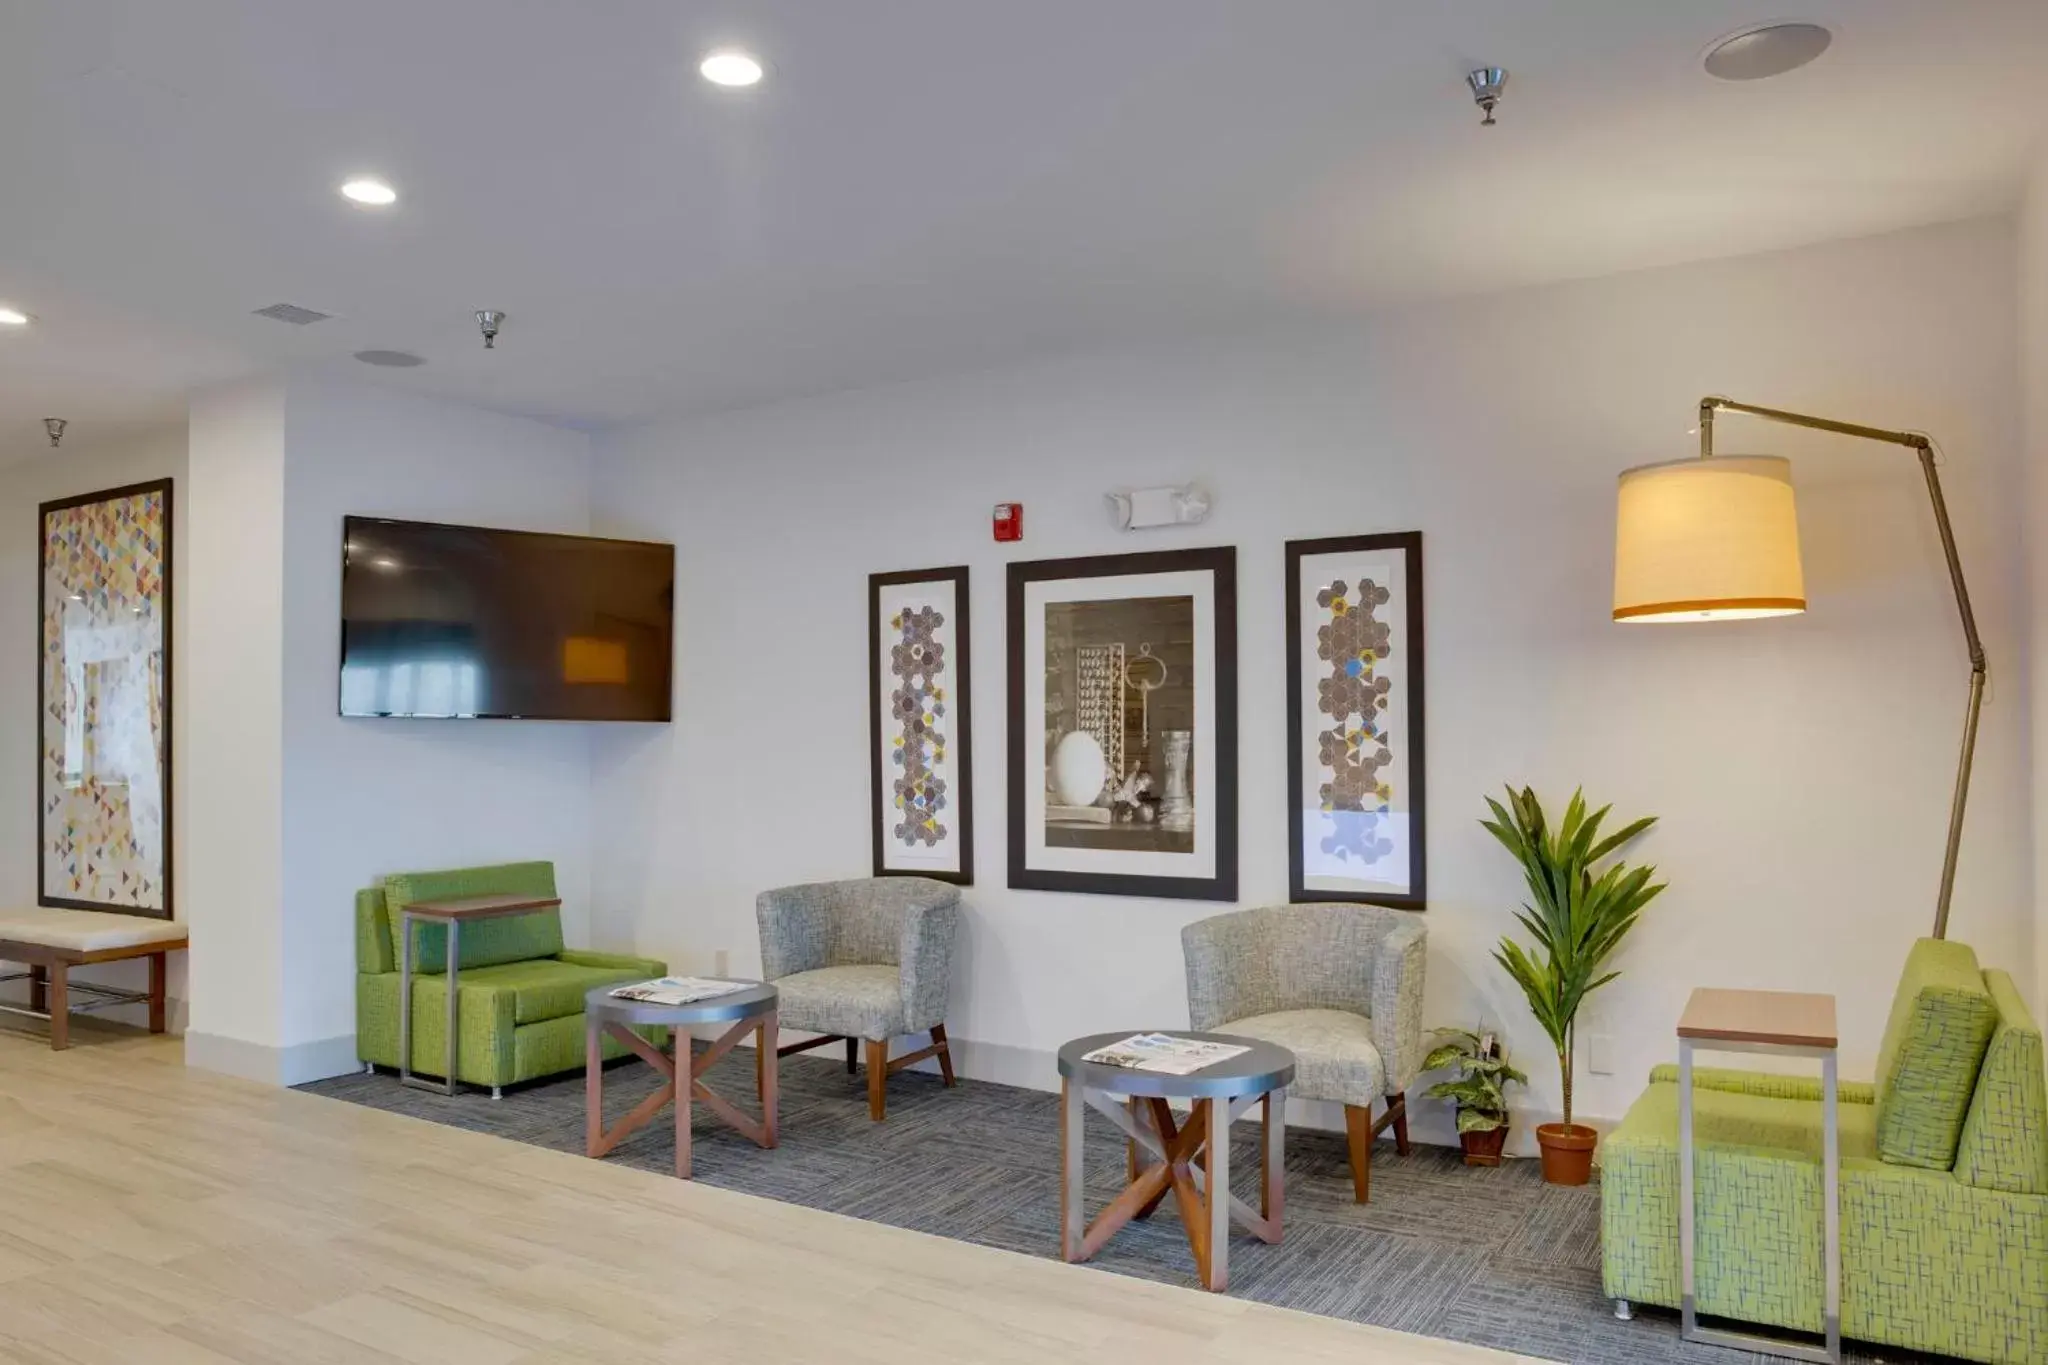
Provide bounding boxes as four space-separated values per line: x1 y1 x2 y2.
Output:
1611 396 1985 940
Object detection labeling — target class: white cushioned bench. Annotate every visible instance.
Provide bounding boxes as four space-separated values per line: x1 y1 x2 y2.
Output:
0 907 187 1050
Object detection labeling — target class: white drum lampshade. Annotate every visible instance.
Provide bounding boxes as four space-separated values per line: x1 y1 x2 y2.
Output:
1613 455 1806 622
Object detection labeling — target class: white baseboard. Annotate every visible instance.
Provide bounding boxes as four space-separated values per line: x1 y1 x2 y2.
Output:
185 1031 360 1086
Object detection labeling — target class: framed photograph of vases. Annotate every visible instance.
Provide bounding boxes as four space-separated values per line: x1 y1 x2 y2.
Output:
39 479 174 918
1286 532 1425 908
1008 547 1237 901
870 566 973 884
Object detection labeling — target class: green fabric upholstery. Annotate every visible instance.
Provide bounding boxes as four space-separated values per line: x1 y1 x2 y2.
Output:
1954 971 2048 1195
383 861 567 974
353 862 666 1089
1647 1063 1876 1106
1604 941 2048 1365
355 887 395 975
1873 938 1999 1170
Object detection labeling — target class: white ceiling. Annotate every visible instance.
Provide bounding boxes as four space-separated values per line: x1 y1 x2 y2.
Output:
2 0 2045 459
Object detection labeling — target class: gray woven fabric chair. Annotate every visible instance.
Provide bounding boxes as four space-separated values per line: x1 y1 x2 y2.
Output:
756 876 960 1120
1182 902 1426 1201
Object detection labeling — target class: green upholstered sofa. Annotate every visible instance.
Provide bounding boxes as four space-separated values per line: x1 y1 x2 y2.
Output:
1602 938 2047 1364
355 861 666 1091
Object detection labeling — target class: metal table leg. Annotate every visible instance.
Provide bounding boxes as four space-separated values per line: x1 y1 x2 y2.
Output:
1059 1077 1084 1262
400 912 462 1096
1681 1035 1841 1363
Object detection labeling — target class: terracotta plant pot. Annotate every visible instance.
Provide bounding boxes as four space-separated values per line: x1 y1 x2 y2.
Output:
1459 1125 1509 1168
1536 1122 1598 1184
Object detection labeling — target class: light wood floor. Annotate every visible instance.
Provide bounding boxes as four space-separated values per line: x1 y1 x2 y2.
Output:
0 1022 1537 1365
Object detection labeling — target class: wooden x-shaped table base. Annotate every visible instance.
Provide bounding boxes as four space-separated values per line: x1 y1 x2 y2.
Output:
585 1011 778 1179
1060 1085 1285 1292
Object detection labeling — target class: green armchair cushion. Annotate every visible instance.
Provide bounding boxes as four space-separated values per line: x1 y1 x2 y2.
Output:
1873 938 1999 1170
1647 1062 1876 1106
383 861 567 974
1953 970 2048 1195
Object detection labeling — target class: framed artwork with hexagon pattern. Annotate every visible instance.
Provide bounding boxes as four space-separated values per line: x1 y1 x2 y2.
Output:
870 566 973 884
1286 532 1425 909
39 479 174 918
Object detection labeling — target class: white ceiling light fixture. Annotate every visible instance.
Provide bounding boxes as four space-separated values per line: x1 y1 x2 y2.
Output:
0 306 31 326
700 49 765 88
339 177 398 207
1703 22 1832 81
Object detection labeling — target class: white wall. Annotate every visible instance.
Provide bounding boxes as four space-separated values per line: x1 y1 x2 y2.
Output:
2024 144 2048 1015
182 377 598 1082
0 426 188 1028
276 380 597 1058
588 216 2030 1143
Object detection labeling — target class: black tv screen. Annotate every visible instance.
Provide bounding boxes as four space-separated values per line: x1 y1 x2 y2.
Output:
340 517 673 721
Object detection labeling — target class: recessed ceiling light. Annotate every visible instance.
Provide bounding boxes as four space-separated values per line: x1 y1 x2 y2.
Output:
340 177 398 207
0 306 30 327
700 49 764 88
1704 22 1832 81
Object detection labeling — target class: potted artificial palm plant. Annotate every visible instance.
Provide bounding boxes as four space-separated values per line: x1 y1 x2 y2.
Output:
1483 786 1665 1185
1423 1028 1526 1166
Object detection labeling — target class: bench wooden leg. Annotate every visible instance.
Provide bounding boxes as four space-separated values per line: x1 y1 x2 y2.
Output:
47 964 68 1051
148 952 167 1034
27 965 46 1013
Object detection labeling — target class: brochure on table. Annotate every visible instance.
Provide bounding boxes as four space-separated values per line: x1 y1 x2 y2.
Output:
609 977 750 1007
1081 1033 1250 1075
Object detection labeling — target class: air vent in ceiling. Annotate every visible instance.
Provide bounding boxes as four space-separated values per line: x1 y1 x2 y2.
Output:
252 302 333 325
354 350 424 368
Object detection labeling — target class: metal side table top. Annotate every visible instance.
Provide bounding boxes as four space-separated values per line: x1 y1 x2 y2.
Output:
1675 988 1841 1364
397 893 562 1097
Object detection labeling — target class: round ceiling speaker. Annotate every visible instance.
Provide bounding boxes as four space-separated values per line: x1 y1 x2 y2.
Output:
1704 23 1832 81
354 349 425 368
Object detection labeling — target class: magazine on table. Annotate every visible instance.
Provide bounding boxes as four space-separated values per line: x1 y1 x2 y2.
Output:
609 976 749 1006
1081 1033 1250 1075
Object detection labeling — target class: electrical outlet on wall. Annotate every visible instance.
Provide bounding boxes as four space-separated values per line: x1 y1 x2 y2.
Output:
1584 1031 1615 1076
714 948 730 977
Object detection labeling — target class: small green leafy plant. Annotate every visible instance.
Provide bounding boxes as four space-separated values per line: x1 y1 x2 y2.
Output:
1483 786 1666 1129
1423 1028 1527 1134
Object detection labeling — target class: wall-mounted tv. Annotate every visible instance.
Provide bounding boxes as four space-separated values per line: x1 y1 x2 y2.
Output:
340 516 673 721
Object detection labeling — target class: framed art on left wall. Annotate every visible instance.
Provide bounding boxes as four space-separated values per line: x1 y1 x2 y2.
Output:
870 566 973 884
39 479 174 918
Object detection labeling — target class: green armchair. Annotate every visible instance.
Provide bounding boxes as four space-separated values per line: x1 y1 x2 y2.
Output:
354 860 666 1093
1602 938 2047 1364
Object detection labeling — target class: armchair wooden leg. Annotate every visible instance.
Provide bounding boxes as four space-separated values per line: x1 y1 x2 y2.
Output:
845 1035 857 1074
1343 1103 1372 1203
865 1038 888 1121
931 1023 955 1086
1389 1093 1411 1155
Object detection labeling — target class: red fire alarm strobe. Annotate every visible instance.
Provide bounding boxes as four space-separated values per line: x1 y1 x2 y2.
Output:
993 502 1023 542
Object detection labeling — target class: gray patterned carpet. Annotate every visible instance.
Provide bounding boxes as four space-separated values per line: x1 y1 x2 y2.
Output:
302 1049 1942 1365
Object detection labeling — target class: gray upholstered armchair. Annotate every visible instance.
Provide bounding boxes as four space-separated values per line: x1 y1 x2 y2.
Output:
1182 902 1426 1201
756 877 960 1120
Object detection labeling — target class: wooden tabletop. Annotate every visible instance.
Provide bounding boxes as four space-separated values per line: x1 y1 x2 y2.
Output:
1677 988 1837 1049
400 894 562 922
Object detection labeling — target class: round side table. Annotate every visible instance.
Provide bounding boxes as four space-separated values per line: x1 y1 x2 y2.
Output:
1055 1031 1296 1292
584 981 779 1179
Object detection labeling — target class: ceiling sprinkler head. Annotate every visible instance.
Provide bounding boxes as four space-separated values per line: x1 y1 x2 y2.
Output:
475 309 506 350
43 417 66 448
1467 67 1508 126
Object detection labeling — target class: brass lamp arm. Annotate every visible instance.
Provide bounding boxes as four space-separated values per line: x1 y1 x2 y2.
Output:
1698 395 1984 940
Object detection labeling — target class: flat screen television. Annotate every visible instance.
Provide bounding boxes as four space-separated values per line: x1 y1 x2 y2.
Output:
339 516 673 721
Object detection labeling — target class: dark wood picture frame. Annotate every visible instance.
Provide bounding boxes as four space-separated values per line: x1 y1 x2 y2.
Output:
38 478 175 920
869 565 974 885
1007 547 1237 902
1286 532 1425 909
